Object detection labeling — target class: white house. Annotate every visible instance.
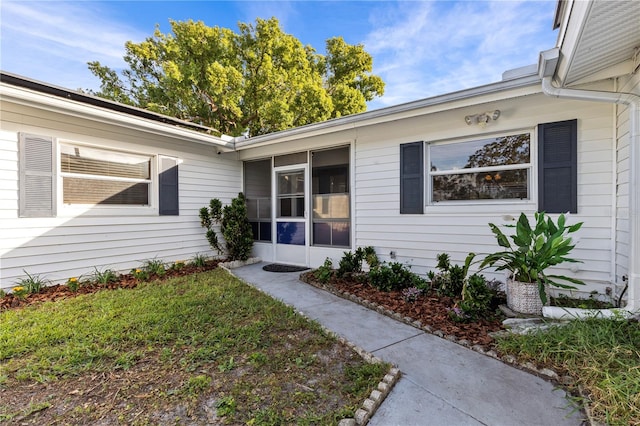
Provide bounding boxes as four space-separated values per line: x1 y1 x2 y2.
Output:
1 0 638 311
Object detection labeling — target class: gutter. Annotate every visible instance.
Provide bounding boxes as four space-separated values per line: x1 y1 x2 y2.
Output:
538 49 640 318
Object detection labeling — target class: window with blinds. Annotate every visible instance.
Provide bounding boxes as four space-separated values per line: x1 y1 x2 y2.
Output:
60 144 152 205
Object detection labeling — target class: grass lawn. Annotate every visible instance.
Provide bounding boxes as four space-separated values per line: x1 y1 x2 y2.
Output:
496 317 640 425
0 268 389 424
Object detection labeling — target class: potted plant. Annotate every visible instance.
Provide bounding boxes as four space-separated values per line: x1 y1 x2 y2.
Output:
480 212 585 315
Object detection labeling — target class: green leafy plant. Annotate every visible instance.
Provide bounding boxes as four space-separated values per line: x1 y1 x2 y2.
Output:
215 396 236 417
16 271 48 294
314 258 334 284
92 267 119 286
171 260 186 271
480 212 585 304
66 277 81 292
0 289 5 298
337 246 378 277
429 253 475 298
190 253 208 268
458 273 495 320
131 268 149 281
368 262 426 292
11 286 27 299
143 258 166 277
199 193 254 261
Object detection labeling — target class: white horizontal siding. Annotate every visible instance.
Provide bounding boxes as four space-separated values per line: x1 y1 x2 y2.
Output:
0 102 240 290
352 91 615 297
614 73 639 291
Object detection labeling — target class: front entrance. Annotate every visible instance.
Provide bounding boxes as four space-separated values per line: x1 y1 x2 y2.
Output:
274 165 308 265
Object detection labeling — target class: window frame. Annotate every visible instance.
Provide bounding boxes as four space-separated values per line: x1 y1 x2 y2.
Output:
425 129 537 212
57 141 158 215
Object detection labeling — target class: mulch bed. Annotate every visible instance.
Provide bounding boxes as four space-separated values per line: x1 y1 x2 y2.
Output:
0 261 220 312
300 271 506 348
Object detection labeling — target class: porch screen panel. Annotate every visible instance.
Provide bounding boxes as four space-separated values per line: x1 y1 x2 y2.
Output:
312 146 350 247
244 159 272 241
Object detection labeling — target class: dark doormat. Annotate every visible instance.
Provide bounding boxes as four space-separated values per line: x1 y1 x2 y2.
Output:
262 263 310 273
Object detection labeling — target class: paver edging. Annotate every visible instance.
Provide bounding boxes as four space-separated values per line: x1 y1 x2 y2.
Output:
223 266 401 425
298 272 592 424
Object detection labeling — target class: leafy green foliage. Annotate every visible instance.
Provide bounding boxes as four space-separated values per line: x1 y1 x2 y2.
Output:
143 258 166 277
92 268 119 286
337 246 378 277
15 271 48 294
368 262 426 292
314 258 334 284
458 274 495 320
481 212 585 304
190 253 208 268
199 193 254 261
429 253 476 297
496 317 640 425
88 18 384 136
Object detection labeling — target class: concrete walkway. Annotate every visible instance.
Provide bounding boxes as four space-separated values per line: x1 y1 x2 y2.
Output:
231 262 585 426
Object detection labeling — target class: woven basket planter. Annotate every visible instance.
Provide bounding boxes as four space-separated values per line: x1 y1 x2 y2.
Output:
506 279 549 316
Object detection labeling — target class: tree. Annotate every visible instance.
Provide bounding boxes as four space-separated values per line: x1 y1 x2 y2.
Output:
88 18 384 136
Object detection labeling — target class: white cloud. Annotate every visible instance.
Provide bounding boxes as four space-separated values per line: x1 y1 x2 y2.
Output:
1 1 145 90
364 0 558 108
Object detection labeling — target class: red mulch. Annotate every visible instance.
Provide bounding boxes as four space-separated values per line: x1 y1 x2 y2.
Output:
300 272 506 348
0 261 220 312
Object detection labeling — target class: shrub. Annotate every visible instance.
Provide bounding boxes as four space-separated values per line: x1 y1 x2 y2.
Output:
337 246 378 277
458 273 495 320
200 193 254 261
314 258 334 284
428 253 474 298
338 251 360 277
368 262 426 292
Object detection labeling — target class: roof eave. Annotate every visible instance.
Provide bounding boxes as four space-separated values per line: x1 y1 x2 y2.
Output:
235 73 541 149
0 77 235 151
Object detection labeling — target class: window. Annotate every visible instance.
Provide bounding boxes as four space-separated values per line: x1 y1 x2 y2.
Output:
244 159 272 242
428 133 531 202
60 144 152 205
312 147 350 247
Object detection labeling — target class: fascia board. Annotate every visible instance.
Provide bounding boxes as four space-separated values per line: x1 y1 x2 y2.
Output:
554 0 593 87
235 74 541 149
0 83 234 151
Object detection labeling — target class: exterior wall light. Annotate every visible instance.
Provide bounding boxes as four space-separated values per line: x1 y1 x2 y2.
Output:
464 110 501 127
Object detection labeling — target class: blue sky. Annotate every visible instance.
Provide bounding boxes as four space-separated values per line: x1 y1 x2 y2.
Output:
0 1 559 110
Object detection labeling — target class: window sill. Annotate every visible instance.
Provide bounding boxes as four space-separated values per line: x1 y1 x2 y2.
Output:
424 200 537 215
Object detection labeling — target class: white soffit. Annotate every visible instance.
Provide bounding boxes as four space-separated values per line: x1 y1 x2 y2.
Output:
564 0 640 86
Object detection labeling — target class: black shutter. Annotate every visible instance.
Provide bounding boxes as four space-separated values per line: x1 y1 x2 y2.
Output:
159 156 179 215
19 133 56 217
400 142 424 214
538 119 577 213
